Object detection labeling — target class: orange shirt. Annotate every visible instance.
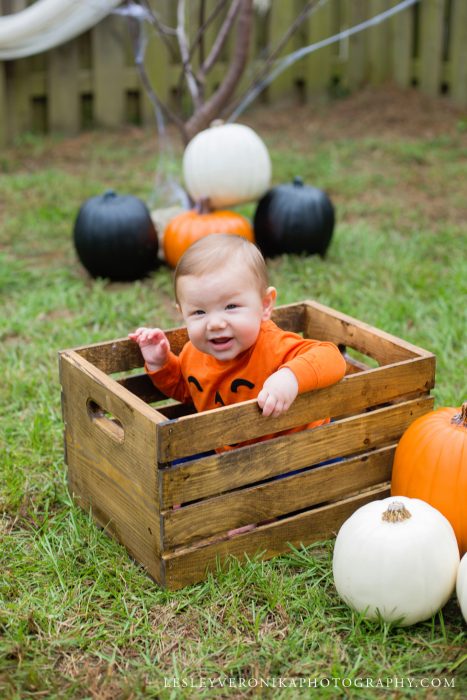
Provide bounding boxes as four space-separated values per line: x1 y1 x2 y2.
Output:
146 320 346 423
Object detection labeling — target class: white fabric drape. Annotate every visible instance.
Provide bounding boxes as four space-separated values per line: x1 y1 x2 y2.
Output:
0 0 122 60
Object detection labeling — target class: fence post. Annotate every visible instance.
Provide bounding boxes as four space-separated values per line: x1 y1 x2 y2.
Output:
140 0 171 127
92 13 127 127
368 0 392 84
392 0 414 88
5 0 30 139
48 40 80 134
449 0 467 104
344 0 369 90
266 0 300 102
302 0 336 96
419 0 445 97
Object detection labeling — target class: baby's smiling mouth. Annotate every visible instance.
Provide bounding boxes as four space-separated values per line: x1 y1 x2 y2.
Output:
210 336 232 346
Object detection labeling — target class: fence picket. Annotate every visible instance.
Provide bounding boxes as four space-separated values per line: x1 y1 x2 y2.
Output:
92 14 126 127
368 0 391 84
419 0 445 96
48 40 80 133
450 0 467 104
392 0 414 88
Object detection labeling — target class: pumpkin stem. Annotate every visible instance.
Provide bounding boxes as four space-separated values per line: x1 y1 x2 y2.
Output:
451 402 467 428
195 198 212 215
382 501 412 523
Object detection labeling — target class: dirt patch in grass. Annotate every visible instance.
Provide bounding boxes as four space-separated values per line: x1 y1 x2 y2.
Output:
245 84 466 142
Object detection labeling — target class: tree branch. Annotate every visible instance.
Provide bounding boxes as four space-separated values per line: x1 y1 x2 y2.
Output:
200 0 242 78
184 0 253 142
176 0 202 111
227 0 321 116
189 0 230 63
125 14 187 141
138 0 178 63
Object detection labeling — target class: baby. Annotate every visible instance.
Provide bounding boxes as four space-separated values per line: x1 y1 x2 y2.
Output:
129 234 346 426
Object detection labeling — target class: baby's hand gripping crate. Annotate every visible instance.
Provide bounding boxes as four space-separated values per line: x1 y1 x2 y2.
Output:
59 301 435 590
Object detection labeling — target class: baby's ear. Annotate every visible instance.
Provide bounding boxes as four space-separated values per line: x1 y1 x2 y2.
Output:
262 286 277 320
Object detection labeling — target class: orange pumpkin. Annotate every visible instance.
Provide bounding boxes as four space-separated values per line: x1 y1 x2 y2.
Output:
163 206 254 268
391 402 467 554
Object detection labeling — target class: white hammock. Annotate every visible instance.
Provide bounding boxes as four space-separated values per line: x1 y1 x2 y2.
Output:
0 0 122 60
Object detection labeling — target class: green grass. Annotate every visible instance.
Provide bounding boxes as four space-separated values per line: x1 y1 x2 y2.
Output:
1 102 466 699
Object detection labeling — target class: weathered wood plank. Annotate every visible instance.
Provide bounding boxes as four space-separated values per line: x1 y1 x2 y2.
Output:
60 350 168 424
345 0 368 90
162 484 390 589
156 356 435 463
92 14 126 127
392 0 414 88
263 0 298 101
60 351 164 582
449 0 467 104
159 395 433 505
141 0 171 126
368 0 391 84
48 39 80 133
0 59 6 147
419 0 445 97
71 302 305 374
304 300 433 363
302 0 335 93
162 446 394 547
71 328 188 374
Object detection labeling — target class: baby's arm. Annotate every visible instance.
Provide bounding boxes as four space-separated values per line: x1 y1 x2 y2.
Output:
257 367 299 418
128 327 170 372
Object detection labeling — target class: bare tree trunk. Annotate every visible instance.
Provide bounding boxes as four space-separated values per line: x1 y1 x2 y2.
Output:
132 0 312 145
183 0 253 142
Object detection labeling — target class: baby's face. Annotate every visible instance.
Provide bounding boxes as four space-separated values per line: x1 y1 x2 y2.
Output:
177 266 275 361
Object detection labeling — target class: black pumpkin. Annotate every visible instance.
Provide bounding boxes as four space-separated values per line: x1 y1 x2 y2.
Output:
73 190 159 281
253 177 335 258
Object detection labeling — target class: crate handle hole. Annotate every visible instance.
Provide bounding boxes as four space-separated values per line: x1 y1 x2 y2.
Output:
87 399 125 443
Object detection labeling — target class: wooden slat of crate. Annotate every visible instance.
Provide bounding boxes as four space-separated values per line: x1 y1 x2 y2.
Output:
117 351 371 404
71 303 306 375
159 395 434 507
162 484 390 590
117 352 372 404
60 350 166 584
304 301 432 364
162 446 395 548
72 330 186 375
156 356 435 463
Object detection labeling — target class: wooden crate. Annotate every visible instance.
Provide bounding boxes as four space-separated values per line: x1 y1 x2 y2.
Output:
59 301 435 590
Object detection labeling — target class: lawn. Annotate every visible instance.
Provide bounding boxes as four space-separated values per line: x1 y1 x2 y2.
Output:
0 86 466 698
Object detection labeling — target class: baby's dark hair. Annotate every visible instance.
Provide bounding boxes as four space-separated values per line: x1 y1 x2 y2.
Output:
174 234 269 301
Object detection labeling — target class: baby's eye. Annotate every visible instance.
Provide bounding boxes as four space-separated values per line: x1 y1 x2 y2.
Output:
225 303 238 310
192 309 205 316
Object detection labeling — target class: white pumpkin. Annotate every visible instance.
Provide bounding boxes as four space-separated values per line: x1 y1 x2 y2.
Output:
183 121 272 209
332 497 460 626
457 553 467 623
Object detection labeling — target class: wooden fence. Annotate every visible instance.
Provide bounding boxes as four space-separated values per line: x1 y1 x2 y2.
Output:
0 0 466 147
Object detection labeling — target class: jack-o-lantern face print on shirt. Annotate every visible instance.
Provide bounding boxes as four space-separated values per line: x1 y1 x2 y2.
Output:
187 374 255 406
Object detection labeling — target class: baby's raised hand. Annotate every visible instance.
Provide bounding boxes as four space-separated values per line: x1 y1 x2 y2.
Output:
128 327 170 372
257 367 299 417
